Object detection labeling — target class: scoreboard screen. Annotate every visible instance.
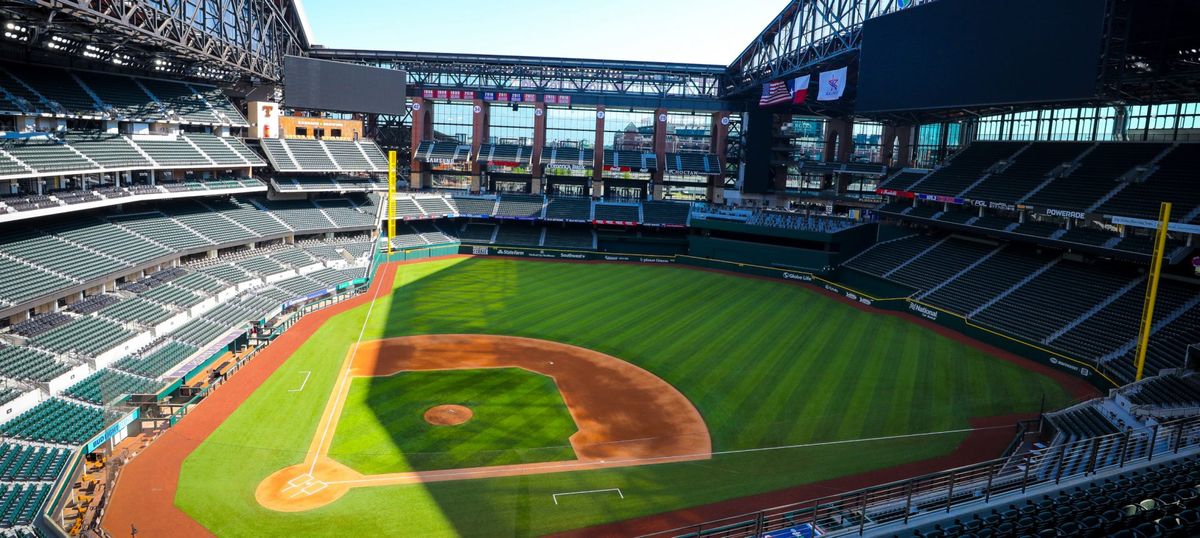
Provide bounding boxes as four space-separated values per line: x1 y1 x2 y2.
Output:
856 0 1106 113
283 56 407 116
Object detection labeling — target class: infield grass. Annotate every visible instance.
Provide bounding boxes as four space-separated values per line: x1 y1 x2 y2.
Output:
329 368 578 473
177 257 1076 537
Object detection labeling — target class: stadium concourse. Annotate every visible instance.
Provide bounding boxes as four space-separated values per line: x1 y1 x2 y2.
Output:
0 0 1196 536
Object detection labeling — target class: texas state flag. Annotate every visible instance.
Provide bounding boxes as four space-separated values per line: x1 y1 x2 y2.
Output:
790 75 811 104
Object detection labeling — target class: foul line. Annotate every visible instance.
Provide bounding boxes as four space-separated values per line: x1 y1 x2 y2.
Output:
322 423 1011 486
552 488 623 505
308 263 393 476
288 371 312 392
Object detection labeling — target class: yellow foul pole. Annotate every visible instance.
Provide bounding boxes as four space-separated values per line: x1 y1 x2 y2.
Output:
387 150 397 256
1134 201 1172 381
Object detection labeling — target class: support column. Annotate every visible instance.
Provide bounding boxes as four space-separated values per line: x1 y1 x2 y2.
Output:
531 103 547 195
470 100 489 194
409 97 434 189
709 112 731 204
592 106 605 198
773 113 792 192
896 124 915 168
652 108 668 200
880 125 898 167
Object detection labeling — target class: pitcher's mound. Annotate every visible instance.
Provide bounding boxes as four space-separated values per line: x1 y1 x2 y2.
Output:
424 404 473 426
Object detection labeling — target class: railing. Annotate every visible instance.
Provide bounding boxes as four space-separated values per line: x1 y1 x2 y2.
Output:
641 414 1200 538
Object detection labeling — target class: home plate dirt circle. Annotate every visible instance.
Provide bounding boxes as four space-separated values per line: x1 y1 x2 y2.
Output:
424 404 473 426
255 334 712 512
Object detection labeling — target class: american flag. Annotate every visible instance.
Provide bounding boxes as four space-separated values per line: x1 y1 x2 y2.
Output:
759 80 790 106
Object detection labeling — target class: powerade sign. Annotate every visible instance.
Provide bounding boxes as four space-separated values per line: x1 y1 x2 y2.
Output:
86 409 140 452
1044 208 1087 219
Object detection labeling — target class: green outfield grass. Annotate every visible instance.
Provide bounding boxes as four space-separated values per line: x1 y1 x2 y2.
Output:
177 257 1076 537
328 368 578 473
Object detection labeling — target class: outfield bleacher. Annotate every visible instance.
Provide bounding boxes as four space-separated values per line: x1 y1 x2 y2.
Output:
593 203 639 223
543 197 592 222
495 194 544 219
641 201 689 227
494 222 543 247
542 226 594 249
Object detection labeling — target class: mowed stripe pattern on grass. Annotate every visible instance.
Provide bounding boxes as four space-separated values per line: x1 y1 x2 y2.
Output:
329 368 578 474
385 258 1068 449
175 257 1075 538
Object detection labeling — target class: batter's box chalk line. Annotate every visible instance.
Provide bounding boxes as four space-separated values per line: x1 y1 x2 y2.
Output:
281 473 328 498
551 488 624 505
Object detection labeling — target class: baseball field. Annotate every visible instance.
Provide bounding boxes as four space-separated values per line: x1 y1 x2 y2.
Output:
107 256 1091 537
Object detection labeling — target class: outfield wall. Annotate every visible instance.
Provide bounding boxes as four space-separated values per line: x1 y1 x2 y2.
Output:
460 244 1117 390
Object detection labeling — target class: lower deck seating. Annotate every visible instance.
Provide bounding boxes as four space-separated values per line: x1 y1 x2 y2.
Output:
0 399 106 445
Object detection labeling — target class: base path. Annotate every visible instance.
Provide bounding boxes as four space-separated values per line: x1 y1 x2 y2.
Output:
102 261 403 538
254 334 713 512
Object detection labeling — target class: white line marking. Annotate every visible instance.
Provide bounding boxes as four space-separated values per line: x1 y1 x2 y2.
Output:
323 423 1013 487
308 264 393 475
553 488 623 505
288 371 312 392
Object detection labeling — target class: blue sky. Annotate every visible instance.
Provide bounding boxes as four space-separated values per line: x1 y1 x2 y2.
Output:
299 0 785 65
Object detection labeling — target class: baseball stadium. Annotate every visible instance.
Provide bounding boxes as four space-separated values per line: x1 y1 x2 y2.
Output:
0 0 1197 537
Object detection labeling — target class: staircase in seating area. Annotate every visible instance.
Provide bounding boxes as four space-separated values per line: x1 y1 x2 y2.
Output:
917 244 1006 300
968 256 1061 318
1046 275 1146 344
1086 144 1177 214
1018 143 1100 204
883 237 950 278
181 136 218 166
839 233 920 267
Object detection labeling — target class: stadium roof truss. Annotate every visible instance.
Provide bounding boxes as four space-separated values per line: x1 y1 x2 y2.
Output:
725 0 929 99
309 49 728 109
0 0 309 82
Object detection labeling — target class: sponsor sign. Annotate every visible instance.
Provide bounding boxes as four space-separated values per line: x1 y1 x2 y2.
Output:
1048 356 1091 377
594 220 638 226
908 302 939 321
916 193 964 205
783 272 813 282
1044 208 1087 219
1110 216 1200 235
876 188 915 199
86 409 140 452
972 199 1016 211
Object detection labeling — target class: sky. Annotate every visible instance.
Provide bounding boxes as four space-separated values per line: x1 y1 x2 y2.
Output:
299 0 786 66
